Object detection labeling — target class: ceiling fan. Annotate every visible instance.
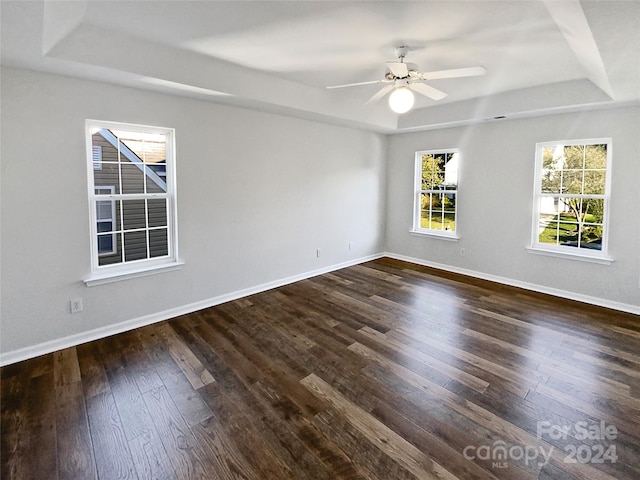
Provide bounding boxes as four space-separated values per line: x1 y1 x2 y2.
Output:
327 46 486 113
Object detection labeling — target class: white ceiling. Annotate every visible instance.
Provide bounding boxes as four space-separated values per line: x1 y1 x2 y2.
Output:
2 0 638 132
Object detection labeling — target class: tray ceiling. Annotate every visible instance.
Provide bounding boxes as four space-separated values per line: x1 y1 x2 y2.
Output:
2 0 638 132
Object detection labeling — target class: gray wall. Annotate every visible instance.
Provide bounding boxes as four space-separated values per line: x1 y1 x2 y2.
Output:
2 65 637 361
0 67 387 356
386 107 640 308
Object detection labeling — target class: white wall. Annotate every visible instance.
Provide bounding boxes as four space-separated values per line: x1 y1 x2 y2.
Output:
386 107 640 309
0 67 387 358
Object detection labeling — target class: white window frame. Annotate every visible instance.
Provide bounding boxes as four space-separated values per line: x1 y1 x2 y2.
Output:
528 138 613 264
411 148 460 240
85 120 182 286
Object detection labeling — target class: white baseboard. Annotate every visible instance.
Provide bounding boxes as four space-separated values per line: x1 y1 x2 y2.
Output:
0 253 384 366
384 252 640 316
3 251 636 366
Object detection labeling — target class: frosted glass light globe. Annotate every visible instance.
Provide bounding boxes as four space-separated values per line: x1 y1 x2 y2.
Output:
388 87 415 114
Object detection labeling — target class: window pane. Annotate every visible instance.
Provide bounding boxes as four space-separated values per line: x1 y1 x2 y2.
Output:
431 194 443 210
583 170 606 194
580 223 603 250
419 193 430 228
114 131 167 163
148 199 168 228
541 170 560 193
584 144 607 169
443 212 455 231
114 130 145 147
562 170 583 194
580 238 602 250
442 152 458 188
430 213 443 230
122 200 146 231
539 197 560 219
583 198 604 223
541 146 560 193
538 220 561 245
97 221 112 234
149 229 169 258
124 231 147 262
92 131 117 162
420 192 430 209
542 147 557 167
93 165 121 194
121 164 144 194
97 233 113 253
575 196 603 250
142 138 166 164
557 197 580 220
145 165 167 193
442 192 456 212
422 154 445 189
96 200 113 221
98 233 121 266
563 145 585 169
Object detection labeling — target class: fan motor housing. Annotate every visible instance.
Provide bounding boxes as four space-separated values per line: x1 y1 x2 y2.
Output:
394 45 410 59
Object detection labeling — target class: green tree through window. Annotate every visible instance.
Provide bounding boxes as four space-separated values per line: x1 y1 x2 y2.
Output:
534 139 610 256
414 150 459 235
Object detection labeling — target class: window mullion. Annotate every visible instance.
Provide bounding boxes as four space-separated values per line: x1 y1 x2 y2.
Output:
145 199 150 260
540 193 605 200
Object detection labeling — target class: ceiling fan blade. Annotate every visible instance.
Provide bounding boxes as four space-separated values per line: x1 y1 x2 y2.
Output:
386 62 409 78
419 66 486 81
410 82 448 100
326 79 388 89
365 84 395 104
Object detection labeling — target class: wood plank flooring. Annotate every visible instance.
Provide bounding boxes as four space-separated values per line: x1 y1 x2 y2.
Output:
2 257 640 480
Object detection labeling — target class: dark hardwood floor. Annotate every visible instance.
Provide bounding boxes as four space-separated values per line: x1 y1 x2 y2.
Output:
2 257 639 480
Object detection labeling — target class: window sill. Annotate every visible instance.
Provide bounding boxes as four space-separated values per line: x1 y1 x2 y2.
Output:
526 246 613 265
84 261 184 286
410 230 460 241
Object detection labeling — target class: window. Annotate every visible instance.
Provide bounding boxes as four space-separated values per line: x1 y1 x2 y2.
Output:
412 149 459 237
85 120 180 284
531 138 612 261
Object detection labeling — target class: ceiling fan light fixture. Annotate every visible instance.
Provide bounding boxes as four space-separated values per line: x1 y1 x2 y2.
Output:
388 86 414 114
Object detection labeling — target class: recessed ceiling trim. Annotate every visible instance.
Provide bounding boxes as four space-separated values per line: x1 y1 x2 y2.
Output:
543 0 614 99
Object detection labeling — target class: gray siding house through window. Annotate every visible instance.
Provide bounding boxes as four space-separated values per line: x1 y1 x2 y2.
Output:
92 130 169 266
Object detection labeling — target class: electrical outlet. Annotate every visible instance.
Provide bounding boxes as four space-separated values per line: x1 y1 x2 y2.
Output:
70 298 83 314
349 241 353 251
316 249 321 258
459 248 465 257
